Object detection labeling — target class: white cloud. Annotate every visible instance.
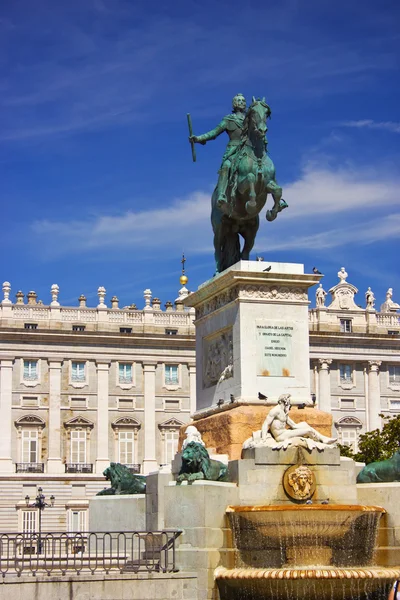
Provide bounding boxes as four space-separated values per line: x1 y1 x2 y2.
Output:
281 164 400 218
341 120 400 134
257 213 400 251
32 164 400 257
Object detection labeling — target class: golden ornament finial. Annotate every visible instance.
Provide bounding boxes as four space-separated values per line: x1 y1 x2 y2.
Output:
180 253 188 286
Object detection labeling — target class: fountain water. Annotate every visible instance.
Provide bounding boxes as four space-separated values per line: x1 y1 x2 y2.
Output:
215 504 400 600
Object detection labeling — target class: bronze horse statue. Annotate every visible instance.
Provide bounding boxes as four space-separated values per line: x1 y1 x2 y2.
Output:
211 98 287 273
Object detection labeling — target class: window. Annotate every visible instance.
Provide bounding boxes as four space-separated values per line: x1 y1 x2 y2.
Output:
23 360 38 381
71 362 86 382
339 364 352 383
70 430 86 463
340 428 358 452
389 366 400 384
24 323 38 330
118 398 134 410
388 330 399 336
159 418 183 466
68 510 87 533
164 398 180 411
119 363 133 384
340 398 355 410
22 510 37 533
390 400 400 411
21 396 39 407
72 325 85 332
70 397 87 409
165 365 179 386
165 329 178 336
22 430 38 463
120 327 132 334
119 431 134 464
164 430 179 465
340 319 352 333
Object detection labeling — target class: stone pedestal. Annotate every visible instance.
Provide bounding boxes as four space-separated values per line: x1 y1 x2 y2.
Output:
89 495 146 532
229 448 358 505
179 405 333 461
164 481 239 600
184 260 321 411
146 471 174 530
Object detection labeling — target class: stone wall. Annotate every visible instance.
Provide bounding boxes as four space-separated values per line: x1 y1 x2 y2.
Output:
0 572 197 600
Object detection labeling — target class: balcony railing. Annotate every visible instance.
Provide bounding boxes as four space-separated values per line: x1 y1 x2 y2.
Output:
65 463 93 473
0 530 182 577
15 463 44 473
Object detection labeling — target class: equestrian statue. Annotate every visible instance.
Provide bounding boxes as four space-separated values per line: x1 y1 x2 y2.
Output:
188 93 288 273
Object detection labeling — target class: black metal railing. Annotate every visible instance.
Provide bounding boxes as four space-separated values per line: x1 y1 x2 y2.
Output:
15 463 44 473
124 464 141 474
65 463 93 473
0 530 181 577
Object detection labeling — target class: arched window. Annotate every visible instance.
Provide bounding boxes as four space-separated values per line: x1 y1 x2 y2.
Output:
14 415 45 472
335 416 362 453
159 418 184 466
111 417 141 472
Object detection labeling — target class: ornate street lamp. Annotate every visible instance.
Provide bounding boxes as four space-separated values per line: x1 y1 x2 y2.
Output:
25 487 55 554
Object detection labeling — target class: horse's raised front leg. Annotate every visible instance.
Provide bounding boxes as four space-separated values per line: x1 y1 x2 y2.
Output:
266 180 288 222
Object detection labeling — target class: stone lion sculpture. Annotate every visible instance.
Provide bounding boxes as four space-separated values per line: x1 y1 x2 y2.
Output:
356 450 400 483
96 462 146 495
176 442 229 485
288 465 313 499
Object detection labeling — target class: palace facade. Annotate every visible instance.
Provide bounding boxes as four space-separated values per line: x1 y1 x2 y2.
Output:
0 268 398 532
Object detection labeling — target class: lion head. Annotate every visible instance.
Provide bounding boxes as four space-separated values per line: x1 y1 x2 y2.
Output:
288 465 313 499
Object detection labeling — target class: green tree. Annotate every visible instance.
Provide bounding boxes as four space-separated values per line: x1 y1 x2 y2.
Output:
338 414 400 464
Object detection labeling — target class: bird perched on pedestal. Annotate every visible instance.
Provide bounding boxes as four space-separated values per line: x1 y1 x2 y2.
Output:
313 267 322 274
258 392 268 400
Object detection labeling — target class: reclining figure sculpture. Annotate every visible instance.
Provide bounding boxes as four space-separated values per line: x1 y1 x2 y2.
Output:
243 394 337 451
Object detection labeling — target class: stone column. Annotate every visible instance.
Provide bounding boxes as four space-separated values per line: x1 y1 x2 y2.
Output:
47 360 64 473
143 362 158 475
95 362 111 473
0 358 14 472
317 359 332 413
368 360 382 431
188 364 196 416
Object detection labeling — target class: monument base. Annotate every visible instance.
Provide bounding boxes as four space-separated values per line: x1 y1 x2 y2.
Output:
89 495 146 532
179 404 333 460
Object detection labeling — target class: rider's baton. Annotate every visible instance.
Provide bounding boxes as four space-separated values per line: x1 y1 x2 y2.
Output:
187 113 197 163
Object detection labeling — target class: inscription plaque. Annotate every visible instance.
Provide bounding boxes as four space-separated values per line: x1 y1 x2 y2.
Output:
256 321 295 377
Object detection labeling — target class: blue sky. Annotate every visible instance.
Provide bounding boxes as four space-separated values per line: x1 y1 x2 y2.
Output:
1 0 399 310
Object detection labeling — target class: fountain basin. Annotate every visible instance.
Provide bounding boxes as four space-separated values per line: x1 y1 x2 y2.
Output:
226 504 386 567
215 565 400 600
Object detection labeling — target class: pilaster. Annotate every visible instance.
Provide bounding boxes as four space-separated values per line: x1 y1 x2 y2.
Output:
188 364 196 416
0 358 14 472
47 360 64 473
142 362 158 474
95 361 111 473
317 358 332 414
368 360 382 431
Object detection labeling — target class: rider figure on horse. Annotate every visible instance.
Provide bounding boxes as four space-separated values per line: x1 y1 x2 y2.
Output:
190 94 266 212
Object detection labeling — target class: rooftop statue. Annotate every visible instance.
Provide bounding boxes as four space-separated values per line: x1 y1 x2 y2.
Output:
380 287 400 313
243 394 337 451
188 94 287 273
96 462 146 495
